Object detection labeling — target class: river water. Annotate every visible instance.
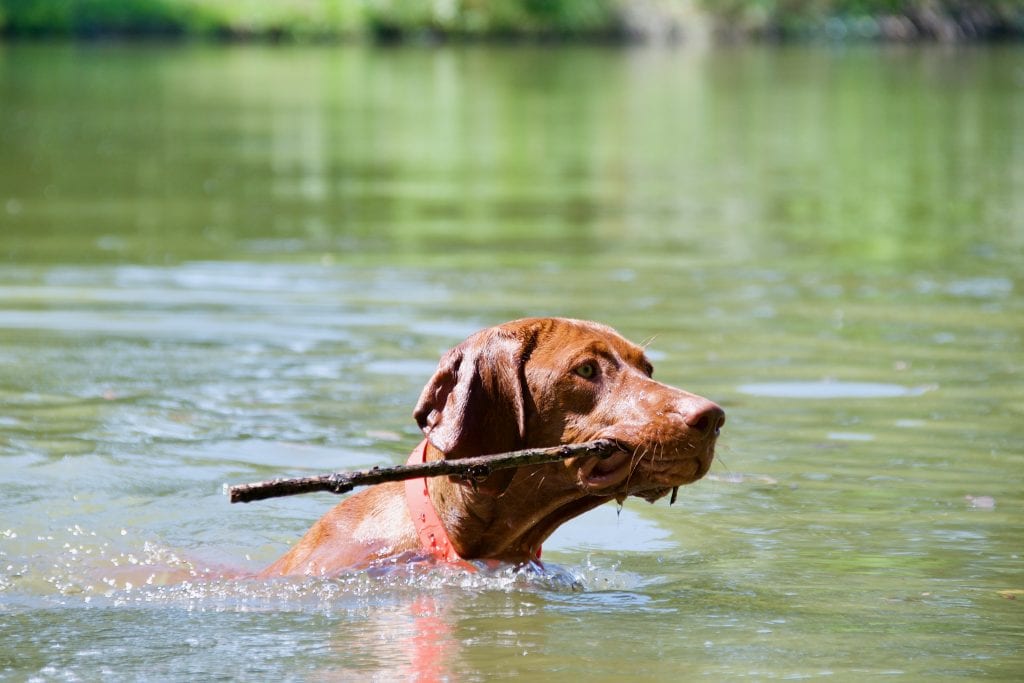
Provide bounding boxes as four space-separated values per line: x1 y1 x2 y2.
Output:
1 43 1022 680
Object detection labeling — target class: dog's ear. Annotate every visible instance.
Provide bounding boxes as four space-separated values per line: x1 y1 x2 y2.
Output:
413 327 532 495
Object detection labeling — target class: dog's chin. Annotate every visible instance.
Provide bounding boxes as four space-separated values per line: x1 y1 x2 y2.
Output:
621 470 700 504
631 487 673 504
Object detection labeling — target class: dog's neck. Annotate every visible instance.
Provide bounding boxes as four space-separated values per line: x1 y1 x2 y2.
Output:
421 441 501 559
422 441 605 563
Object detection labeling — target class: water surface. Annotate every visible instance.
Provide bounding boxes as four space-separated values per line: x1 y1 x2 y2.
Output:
1 43 1022 680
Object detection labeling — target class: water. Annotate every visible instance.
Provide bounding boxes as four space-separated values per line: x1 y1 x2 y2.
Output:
1 43 1022 679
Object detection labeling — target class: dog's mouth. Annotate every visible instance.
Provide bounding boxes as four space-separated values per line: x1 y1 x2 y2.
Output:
579 449 634 489
576 441 715 499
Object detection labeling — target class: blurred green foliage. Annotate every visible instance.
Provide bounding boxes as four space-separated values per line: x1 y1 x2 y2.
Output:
0 0 622 39
0 0 205 36
0 0 1020 39
705 0 1024 39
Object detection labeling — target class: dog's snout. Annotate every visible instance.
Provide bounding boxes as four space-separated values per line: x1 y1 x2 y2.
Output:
681 398 725 437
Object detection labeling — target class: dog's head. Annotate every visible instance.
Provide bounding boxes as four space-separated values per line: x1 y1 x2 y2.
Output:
413 318 724 556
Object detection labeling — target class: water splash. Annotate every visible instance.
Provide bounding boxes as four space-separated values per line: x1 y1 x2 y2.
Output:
1 521 656 614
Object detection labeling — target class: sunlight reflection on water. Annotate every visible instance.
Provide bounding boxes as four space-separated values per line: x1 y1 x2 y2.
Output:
736 381 935 399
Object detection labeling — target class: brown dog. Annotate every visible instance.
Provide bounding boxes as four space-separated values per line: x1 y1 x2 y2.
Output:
260 318 724 577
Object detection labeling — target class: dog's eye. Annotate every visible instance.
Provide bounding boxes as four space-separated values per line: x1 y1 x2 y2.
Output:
573 362 597 380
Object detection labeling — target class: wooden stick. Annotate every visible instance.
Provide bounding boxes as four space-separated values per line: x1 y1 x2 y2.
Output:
228 439 621 504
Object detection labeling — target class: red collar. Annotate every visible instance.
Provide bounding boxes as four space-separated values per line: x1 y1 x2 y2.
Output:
404 439 542 567
405 440 467 566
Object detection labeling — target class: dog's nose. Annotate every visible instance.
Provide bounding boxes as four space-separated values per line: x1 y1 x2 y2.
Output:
683 399 725 437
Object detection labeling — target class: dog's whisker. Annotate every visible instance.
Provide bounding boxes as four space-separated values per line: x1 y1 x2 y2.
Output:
623 444 645 491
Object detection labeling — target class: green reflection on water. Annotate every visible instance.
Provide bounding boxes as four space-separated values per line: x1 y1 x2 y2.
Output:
2 44 1020 269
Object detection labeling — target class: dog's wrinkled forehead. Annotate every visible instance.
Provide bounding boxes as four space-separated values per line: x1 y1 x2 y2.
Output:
508 318 652 374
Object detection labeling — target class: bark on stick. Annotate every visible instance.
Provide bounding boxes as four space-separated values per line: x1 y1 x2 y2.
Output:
228 439 620 504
